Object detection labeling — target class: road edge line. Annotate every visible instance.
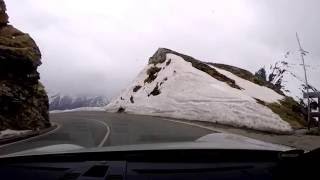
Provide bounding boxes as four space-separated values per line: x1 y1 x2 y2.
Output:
86 119 110 147
159 118 228 134
0 123 61 149
98 123 110 147
110 112 228 134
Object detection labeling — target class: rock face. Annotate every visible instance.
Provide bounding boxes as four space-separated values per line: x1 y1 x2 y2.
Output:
0 0 8 25
0 0 50 130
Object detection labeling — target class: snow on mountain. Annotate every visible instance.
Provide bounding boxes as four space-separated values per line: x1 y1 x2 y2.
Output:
258 52 319 103
50 107 106 113
106 48 293 133
49 93 108 111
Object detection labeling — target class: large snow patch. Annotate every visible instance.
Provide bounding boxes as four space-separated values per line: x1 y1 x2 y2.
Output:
106 53 292 133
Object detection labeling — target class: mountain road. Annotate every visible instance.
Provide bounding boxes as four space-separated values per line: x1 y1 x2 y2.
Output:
0 111 214 156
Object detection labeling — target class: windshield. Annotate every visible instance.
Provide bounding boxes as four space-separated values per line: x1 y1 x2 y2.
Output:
0 0 320 157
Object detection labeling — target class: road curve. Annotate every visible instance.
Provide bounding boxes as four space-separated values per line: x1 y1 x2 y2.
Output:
0 111 214 155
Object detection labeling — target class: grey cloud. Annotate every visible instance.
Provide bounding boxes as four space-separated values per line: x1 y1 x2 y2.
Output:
5 0 320 97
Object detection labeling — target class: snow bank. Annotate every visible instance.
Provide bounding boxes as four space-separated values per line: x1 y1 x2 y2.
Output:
50 107 106 113
106 53 292 133
0 129 31 139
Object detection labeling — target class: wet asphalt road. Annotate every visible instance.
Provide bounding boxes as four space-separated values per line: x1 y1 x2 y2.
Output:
0 111 213 155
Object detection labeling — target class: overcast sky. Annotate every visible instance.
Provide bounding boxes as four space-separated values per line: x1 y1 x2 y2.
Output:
5 0 320 98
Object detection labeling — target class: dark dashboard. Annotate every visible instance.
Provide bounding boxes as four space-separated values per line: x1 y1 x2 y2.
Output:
0 148 318 180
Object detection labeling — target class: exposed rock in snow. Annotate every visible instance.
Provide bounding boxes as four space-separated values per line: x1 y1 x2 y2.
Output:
106 48 294 133
48 93 108 111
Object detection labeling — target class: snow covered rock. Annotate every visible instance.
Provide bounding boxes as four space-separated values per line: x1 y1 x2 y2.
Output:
106 48 294 133
0 0 9 25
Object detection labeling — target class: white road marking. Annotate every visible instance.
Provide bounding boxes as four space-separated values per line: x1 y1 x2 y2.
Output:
83 119 111 147
160 118 228 133
105 112 225 133
0 113 216 150
0 123 61 149
96 121 111 147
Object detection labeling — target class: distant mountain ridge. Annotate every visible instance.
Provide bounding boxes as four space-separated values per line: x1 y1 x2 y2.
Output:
49 93 108 111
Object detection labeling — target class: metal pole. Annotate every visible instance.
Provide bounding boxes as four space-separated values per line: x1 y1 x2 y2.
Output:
296 32 311 129
318 97 320 129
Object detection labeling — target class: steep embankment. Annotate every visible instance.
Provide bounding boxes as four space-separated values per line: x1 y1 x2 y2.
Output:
106 48 305 133
0 0 50 130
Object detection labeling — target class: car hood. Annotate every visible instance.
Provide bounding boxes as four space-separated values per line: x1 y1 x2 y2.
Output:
1 133 293 158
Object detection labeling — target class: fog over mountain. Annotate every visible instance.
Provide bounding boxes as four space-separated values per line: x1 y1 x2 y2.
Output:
48 93 108 111
6 0 320 98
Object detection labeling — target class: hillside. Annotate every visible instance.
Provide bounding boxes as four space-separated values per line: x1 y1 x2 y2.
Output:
106 48 306 134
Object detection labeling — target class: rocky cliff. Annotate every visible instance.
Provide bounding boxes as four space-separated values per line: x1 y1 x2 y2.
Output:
0 0 50 130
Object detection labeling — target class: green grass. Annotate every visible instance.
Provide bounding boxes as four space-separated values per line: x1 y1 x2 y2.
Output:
252 77 266 86
255 97 306 129
189 61 241 89
306 129 320 136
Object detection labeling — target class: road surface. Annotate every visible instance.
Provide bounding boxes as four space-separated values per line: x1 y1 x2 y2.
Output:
0 111 214 155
